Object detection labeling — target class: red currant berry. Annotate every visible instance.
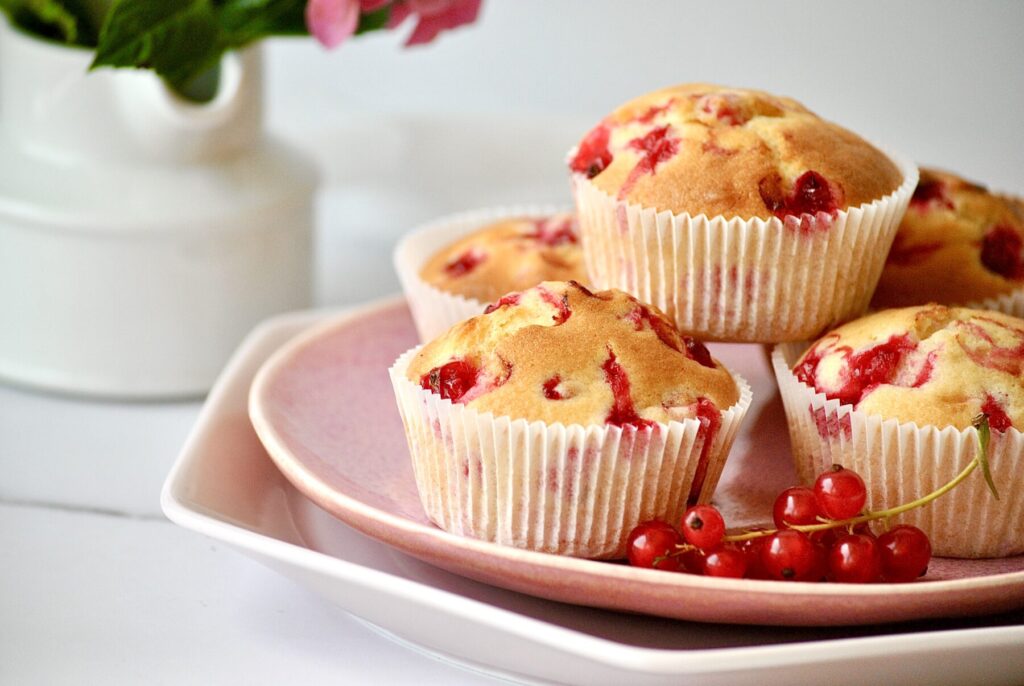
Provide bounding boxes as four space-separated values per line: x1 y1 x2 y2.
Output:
828 533 882 583
814 465 867 520
809 527 839 549
680 505 726 551
852 521 876 536
627 520 684 571
773 486 821 528
679 547 706 575
419 360 479 402
736 531 769 579
878 525 932 583
760 530 821 581
787 170 840 217
808 540 829 583
702 546 749 579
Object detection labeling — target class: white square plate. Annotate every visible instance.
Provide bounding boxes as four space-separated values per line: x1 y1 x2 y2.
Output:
162 299 1024 686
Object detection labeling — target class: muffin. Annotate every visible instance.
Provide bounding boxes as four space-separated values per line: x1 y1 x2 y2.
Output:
389 280 752 558
420 213 585 301
773 305 1024 557
394 208 586 341
872 167 1024 315
569 82 917 342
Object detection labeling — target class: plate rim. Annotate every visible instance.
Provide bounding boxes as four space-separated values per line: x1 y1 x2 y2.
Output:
162 298 1024 678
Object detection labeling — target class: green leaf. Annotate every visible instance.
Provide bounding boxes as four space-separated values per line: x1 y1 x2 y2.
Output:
1 0 80 44
91 0 223 91
356 4 390 35
214 0 307 45
973 413 1000 500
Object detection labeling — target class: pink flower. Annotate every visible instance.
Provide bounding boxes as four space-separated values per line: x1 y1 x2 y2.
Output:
389 0 482 46
307 0 389 49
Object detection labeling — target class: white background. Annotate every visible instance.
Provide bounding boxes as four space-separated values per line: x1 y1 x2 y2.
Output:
3 2 1024 684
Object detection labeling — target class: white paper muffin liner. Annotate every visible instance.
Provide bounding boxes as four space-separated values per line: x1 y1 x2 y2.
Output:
572 154 919 343
772 343 1024 558
393 205 568 343
389 347 753 559
970 287 1024 319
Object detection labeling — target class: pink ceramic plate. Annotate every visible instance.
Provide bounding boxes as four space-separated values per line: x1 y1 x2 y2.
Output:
249 299 1024 627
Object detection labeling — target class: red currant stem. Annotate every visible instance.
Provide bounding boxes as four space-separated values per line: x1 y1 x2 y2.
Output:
651 542 699 566
973 413 1000 500
723 529 776 542
724 417 998 542
791 456 982 533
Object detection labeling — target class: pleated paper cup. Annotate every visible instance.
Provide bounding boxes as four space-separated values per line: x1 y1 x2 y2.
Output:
772 343 1024 558
393 205 565 343
572 154 918 343
970 288 1024 319
389 347 753 559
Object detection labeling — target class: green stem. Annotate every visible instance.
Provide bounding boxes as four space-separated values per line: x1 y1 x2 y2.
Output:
723 528 776 542
722 414 997 543
788 457 978 534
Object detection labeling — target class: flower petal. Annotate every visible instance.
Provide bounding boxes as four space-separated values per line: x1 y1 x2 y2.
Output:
404 0 480 45
306 0 361 49
387 1 413 28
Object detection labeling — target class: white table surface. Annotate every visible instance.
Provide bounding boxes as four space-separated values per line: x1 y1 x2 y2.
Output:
5 2 1024 680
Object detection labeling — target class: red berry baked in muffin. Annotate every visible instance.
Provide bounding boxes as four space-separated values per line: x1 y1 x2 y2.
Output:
793 305 1024 429
408 280 737 425
774 305 1024 557
390 280 751 558
872 167 1024 313
570 83 917 342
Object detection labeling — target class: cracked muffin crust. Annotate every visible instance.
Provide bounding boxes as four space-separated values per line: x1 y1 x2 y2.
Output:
407 280 738 427
794 304 1024 431
418 214 586 303
569 83 902 219
872 168 1024 308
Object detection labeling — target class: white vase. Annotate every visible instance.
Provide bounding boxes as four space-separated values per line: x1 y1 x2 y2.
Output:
0 18 317 398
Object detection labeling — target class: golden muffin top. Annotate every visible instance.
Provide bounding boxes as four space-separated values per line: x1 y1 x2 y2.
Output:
406 281 739 426
872 167 1024 308
794 304 1024 431
569 83 902 220
419 214 586 303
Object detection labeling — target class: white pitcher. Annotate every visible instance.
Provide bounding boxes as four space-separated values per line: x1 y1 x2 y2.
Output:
0 17 317 398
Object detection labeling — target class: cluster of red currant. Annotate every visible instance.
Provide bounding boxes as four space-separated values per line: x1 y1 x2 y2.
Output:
627 465 932 583
627 415 999 583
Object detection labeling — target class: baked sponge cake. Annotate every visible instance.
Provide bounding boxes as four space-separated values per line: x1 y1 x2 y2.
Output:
793 305 1024 430
872 167 1024 311
407 280 738 425
570 83 902 219
773 305 1024 557
418 213 586 304
389 281 751 558
569 82 917 342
